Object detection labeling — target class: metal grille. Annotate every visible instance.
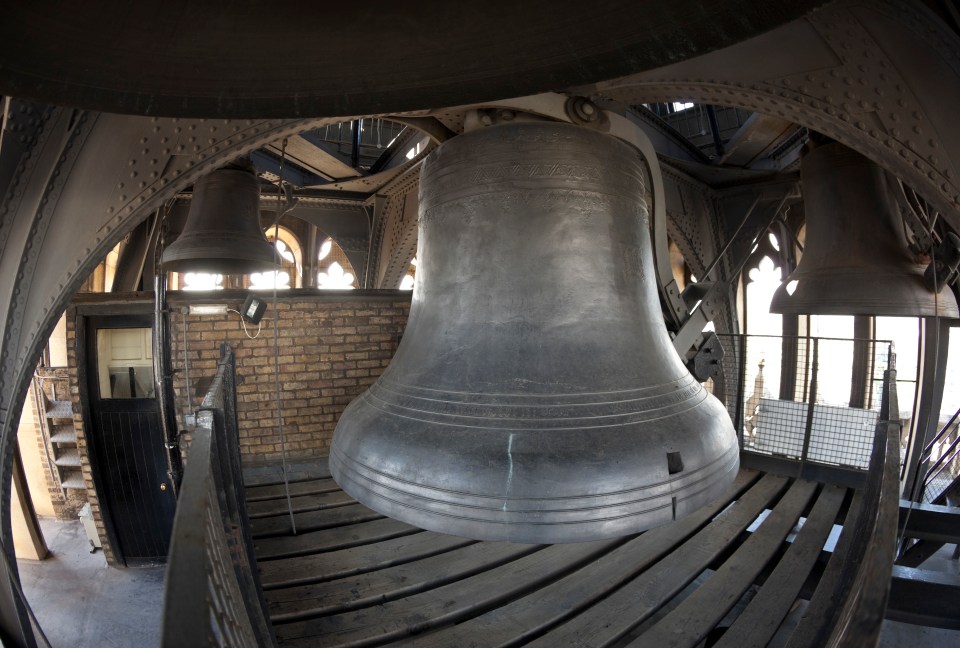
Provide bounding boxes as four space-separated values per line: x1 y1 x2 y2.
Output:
714 334 892 470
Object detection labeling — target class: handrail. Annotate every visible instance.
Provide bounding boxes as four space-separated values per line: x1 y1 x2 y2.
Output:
922 440 960 504
921 405 960 461
787 369 901 648
160 344 277 648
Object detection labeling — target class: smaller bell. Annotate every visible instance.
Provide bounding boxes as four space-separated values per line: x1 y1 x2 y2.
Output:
770 142 958 318
161 158 278 274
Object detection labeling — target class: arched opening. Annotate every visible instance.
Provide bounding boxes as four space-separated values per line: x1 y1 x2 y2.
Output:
317 237 359 290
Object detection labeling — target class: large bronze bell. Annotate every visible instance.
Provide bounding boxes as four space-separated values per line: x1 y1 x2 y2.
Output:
330 121 739 544
770 142 958 317
161 158 277 274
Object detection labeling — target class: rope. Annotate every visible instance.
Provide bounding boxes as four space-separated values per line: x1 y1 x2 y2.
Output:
271 139 297 535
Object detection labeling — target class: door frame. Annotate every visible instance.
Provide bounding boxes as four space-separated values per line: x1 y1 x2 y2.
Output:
74 300 159 566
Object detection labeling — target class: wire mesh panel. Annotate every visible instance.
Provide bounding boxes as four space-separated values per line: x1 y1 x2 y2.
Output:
714 333 892 471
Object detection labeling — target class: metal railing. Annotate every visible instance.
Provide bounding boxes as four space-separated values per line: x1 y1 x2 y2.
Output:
161 344 276 648
712 334 893 474
920 406 960 503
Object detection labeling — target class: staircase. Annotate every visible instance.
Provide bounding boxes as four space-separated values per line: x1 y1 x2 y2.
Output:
34 368 85 492
888 409 960 612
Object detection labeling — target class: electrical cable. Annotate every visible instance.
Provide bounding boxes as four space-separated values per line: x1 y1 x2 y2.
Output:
271 138 297 535
226 308 263 339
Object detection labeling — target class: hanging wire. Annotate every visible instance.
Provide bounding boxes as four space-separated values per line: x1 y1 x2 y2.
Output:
272 138 297 535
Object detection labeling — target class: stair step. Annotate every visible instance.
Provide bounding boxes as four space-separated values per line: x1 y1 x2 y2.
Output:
54 449 80 468
59 472 85 490
49 429 77 444
44 400 73 419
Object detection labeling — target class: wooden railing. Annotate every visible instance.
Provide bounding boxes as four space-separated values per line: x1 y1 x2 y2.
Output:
787 369 902 648
161 344 276 647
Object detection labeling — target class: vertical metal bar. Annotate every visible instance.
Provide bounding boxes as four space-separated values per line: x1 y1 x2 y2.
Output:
154 274 181 492
800 337 819 476
901 318 951 501
780 317 799 400
849 315 872 408
181 308 192 419
305 224 318 289
351 119 361 169
734 334 748 448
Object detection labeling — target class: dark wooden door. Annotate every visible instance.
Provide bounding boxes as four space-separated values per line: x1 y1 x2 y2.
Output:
83 315 175 565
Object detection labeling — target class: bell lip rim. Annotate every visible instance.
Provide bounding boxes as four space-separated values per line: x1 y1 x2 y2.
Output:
769 278 959 318
329 447 741 544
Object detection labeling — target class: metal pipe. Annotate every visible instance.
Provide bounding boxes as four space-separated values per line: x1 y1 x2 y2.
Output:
700 194 762 281
705 105 725 157
351 119 361 169
728 192 792 280
153 273 182 492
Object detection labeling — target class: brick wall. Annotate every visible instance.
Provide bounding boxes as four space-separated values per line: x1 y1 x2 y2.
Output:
64 290 411 564
167 290 411 465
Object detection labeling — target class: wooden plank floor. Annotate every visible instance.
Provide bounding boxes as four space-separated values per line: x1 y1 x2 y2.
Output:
248 461 856 647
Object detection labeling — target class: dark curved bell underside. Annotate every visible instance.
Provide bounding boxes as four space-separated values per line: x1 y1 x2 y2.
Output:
770 142 958 318
160 159 277 275
0 3 824 118
330 122 739 544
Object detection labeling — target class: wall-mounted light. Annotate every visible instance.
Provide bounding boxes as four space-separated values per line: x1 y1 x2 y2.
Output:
240 294 267 325
188 304 228 316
